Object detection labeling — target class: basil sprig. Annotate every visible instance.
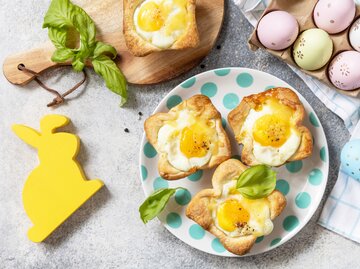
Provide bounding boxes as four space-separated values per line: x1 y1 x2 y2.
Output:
236 165 277 199
43 0 127 105
139 187 185 224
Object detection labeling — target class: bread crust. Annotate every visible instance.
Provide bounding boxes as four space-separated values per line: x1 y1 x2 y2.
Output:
227 87 313 166
123 0 200 57
144 95 231 180
186 159 287 255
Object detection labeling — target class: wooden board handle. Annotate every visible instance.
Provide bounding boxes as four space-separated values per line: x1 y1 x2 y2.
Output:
3 43 59 85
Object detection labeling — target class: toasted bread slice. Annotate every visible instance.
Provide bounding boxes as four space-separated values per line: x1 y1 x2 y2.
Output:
186 159 286 256
144 95 231 180
227 87 313 166
123 0 200 57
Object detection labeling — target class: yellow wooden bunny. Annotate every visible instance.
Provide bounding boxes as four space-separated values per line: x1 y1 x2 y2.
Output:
12 114 104 243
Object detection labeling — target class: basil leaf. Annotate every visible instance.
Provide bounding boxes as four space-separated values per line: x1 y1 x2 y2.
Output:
51 48 74 62
72 5 96 48
93 41 117 59
43 0 128 105
72 55 85 71
48 27 68 49
43 0 74 29
236 165 276 199
139 188 183 224
92 55 127 106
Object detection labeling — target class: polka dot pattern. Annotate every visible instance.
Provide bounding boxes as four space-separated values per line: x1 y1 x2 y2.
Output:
181 77 196 88
221 118 227 129
320 147 327 162
188 170 203 182
201 82 218 98
175 189 191 206
153 177 169 190
255 236 264 243
167 95 182 110
265 85 275 90
223 93 239 109
270 238 281 246
309 112 320 127
141 165 148 181
189 224 205 240
139 68 329 257
276 179 290 195
211 238 225 253
308 169 323 186
286 161 303 173
295 192 311 209
214 69 231 76
144 142 157 158
166 213 182 228
283 216 300 232
236 73 254 88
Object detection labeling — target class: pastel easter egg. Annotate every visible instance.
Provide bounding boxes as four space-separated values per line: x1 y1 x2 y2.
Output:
328 51 360 91
340 139 360 181
349 18 360 52
257 11 299 50
314 0 355 34
293 29 333 71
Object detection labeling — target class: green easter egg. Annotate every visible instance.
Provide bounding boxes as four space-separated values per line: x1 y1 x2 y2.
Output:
293 29 333 71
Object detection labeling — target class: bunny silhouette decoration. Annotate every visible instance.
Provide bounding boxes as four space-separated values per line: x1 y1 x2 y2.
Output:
12 114 104 242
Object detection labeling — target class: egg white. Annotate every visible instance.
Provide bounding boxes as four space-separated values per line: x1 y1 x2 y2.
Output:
157 110 216 171
241 105 301 166
212 180 274 237
134 0 187 48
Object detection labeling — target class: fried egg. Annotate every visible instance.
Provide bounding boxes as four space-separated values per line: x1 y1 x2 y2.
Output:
240 98 301 166
157 109 219 171
134 0 190 48
212 180 274 237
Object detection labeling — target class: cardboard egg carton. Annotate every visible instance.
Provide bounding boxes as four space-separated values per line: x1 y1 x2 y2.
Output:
248 0 360 97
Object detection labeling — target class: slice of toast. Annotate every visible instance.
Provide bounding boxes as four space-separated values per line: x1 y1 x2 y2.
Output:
228 87 313 166
123 0 199 56
186 159 286 255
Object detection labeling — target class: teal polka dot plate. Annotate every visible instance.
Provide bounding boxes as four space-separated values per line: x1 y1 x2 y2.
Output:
139 68 329 257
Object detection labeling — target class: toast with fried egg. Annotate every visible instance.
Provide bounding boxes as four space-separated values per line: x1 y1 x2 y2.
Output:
123 0 200 56
144 95 231 180
228 87 313 167
186 159 286 255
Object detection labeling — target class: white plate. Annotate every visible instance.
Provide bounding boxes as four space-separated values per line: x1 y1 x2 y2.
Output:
139 68 329 257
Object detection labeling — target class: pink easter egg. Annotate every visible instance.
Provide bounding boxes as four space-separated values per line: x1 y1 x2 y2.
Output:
314 0 356 34
257 11 299 50
328 51 360 91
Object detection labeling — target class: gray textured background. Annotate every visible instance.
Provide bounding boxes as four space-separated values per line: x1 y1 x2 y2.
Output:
0 0 359 268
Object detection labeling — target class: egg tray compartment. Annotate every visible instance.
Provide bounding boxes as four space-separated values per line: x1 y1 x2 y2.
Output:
248 0 360 97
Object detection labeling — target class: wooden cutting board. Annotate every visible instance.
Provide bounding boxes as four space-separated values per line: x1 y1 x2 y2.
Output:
3 0 224 85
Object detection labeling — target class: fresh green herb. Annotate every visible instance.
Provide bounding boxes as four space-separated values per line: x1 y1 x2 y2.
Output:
43 0 127 105
236 165 277 199
139 187 185 224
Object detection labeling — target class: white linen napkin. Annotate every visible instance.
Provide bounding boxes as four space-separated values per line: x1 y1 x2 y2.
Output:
235 0 360 132
235 0 360 242
318 121 360 243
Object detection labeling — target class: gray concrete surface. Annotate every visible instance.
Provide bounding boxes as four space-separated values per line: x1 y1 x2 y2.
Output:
0 0 359 268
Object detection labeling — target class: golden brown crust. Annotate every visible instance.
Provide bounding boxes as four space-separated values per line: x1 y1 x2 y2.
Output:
227 87 313 166
186 159 287 256
144 95 231 180
123 0 200 57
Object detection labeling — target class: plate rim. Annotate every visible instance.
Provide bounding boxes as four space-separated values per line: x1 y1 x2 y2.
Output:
138 67 329 257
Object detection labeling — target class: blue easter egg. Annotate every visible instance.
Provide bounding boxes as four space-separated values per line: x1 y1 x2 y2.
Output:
341 139 360 181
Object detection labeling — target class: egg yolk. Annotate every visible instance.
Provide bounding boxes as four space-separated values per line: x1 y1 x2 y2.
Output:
253 115 291 147
180 124 210 158
137 0 188 33
252 98 294 147
138 2 164 32
217 199 250 232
